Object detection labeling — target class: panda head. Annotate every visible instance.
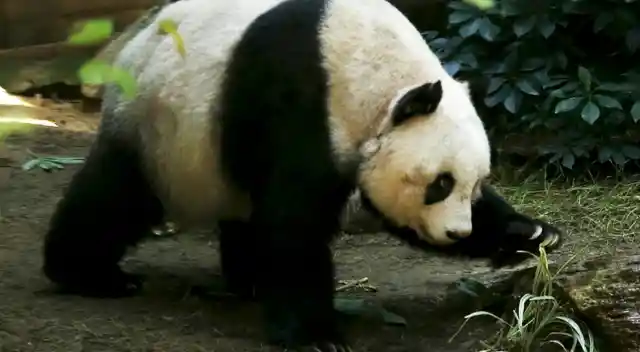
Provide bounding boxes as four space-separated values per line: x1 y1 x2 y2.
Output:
357 78 491 246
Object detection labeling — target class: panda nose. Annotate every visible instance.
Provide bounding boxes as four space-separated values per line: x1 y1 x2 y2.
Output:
446 230 471 241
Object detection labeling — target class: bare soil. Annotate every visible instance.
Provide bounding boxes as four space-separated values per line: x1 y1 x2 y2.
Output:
0 96 612 352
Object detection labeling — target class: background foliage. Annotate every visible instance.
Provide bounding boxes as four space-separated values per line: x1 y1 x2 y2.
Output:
424 0 640 172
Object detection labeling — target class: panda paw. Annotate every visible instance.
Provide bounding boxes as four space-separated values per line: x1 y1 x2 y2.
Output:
490 214 563 268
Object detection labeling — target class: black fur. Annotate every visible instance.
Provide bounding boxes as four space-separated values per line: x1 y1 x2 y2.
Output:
218 220 259 299
391 80 443 126
218 0 352 349
360 183 562 267
42 116 165 298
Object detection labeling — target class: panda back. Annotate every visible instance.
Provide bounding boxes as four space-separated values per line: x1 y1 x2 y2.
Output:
98 0 451 227
101 0 289 226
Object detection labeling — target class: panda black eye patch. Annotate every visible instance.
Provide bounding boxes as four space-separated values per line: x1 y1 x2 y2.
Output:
424 172 455 205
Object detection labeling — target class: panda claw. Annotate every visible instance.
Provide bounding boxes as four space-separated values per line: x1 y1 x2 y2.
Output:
529 225 543 240
542 232 560 249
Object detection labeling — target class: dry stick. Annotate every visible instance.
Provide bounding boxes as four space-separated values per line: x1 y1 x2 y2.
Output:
336 277 377 292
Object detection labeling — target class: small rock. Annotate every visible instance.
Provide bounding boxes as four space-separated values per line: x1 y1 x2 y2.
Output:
559 253 640 352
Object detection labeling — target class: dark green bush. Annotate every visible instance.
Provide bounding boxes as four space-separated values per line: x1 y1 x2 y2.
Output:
424 0 640 171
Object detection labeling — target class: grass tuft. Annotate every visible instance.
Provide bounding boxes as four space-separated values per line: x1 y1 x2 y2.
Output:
450 247 597 352
497 176 640 251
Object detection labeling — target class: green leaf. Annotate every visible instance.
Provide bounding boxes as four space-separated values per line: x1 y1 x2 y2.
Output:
21 155 85 172
157 19 186 58
444 62 461 76
631 102 640 122
533 68 549 83
78 60 138 99
422 31 438 41
612 151 627 166
549 152 562 164
485 84 511 107
39 161 53 171
333 298 406 326
504 51 519 71
334 298 366 315
516 79 539 95
555 52 568 69
581 101 600 124
503 90 521 114
554 97 583 114
78 60 112 85
543 78 567 89
108 66 138 99
521 58 545 71
486 62 507 74
513 16 535 37
596 83 635 92
49 161 65 170
68 19 114 45
561 152 575 169
21 159 40 171
487 77 505 94
499 1 520 16
577 66 592 91
593 13 614 33
559 81 580 95
478 18 500 41
621 145 640 160
0 121 36 141
454 278 487 297
459 18 482 37
625 27 640 53
456 53 477 68
537 16 555 38
380 308 408 326
572 146 589 158
606 111 627 125
448 1 470 10
462 0 494 10
598 147 613 163
593 95 622 109
449 11 475 24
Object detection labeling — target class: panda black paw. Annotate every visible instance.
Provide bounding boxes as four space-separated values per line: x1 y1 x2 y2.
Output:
490 214 563 268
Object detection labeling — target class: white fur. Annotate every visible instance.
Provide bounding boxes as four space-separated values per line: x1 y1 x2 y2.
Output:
317 0 492 245
103 0 492 244
105 0 282 225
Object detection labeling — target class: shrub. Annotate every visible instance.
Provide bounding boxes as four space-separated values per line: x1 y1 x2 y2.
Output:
424 0 640 172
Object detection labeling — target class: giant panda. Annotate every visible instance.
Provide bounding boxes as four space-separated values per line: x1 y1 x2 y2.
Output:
42 0 563 350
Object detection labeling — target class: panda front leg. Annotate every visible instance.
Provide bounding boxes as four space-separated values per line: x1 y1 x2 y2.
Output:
42 135 164 298
461 184 564 268
248 178 351 351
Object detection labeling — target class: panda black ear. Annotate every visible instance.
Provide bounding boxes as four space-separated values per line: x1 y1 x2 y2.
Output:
391 80 443 126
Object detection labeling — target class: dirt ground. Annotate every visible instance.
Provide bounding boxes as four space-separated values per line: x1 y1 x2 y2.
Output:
0 95 636 352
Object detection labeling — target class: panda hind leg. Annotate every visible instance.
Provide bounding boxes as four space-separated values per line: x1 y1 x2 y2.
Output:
42 136 164 298
218 219 259 300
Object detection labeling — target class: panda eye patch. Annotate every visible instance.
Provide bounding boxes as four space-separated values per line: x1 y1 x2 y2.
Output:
424 172 455 205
